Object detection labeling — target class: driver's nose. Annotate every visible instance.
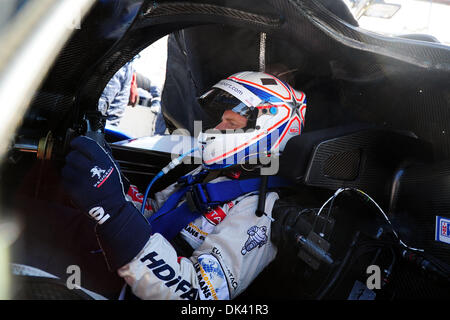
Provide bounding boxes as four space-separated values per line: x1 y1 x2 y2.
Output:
215 121 229 130
214 110 248 130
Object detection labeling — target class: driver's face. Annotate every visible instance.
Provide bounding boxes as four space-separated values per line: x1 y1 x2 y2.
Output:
215 110 248 130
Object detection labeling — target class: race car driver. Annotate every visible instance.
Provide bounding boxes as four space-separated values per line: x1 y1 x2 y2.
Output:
61 71 307 300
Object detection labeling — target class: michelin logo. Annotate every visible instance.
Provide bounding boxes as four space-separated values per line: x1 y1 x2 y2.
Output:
436 216 450 245
241 225 268 255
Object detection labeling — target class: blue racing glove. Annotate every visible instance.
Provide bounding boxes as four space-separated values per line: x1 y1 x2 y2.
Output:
62 136 152 270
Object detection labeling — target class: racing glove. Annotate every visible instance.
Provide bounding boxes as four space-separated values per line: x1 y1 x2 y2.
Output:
61 136 152 270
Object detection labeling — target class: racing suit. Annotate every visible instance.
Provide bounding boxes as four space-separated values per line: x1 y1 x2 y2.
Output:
61 136 280 300
121 169 279 300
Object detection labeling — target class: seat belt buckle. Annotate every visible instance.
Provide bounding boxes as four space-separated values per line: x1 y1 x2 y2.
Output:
177 170 208 187
185 183 220 213
177 175 194 187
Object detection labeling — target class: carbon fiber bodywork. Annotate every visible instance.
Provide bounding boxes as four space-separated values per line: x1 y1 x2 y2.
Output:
22 0 450 157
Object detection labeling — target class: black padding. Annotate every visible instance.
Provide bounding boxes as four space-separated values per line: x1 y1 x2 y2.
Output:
279 124 373 182
279 125 434 208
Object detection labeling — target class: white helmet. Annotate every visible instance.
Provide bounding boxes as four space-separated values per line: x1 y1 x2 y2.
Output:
197 71 306 170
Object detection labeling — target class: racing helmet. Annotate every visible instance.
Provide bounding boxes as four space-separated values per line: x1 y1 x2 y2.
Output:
197 71 306 170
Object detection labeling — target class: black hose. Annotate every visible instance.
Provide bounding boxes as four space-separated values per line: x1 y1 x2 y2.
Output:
316 231 360 300
255 175 268 217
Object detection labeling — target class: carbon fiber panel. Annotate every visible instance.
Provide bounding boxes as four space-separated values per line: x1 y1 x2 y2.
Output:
304 129 432 206
141 2 282 28
394 161 450 265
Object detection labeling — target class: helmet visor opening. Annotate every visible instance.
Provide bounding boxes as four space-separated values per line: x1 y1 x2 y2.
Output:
199 88 258 132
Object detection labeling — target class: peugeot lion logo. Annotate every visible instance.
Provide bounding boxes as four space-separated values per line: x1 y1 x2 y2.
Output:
90 166 106 179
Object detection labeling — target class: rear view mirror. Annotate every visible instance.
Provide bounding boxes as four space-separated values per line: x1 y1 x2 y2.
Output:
362 3 401 19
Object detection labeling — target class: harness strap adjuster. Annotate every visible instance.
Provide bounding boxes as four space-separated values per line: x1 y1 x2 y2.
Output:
185 183 221 213
177 170 209 188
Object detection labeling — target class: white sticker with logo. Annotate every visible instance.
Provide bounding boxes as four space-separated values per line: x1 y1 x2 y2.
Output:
436 216 450 245
196 254 229 300
213 79 262 107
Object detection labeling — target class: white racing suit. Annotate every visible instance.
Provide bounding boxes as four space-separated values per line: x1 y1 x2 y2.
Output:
120 170 279 300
